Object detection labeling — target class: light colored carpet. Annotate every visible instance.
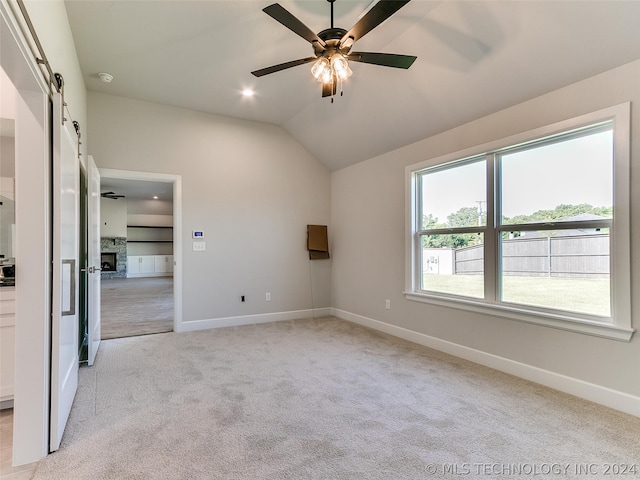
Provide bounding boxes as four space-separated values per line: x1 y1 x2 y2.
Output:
100 277 173 339
33 317 640 479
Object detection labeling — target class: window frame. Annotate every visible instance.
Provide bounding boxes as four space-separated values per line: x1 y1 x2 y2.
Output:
416 155 488 298
405 103 633 341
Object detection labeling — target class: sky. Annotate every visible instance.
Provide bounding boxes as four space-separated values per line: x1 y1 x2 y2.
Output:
421 129 613 224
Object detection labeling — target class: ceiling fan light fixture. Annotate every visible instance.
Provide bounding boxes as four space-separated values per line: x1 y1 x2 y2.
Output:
311 57 330 82
330 54 352 81
312 54 352 85
253 0 415 98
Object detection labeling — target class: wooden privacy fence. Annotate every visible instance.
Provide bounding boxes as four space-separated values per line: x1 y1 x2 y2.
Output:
425 233 609 279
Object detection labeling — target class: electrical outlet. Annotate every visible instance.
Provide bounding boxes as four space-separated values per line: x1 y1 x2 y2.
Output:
385 299 391 310
266 292 271 301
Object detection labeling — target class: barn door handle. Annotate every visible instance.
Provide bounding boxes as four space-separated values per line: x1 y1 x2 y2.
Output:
81 266 103 274
61 259 76 316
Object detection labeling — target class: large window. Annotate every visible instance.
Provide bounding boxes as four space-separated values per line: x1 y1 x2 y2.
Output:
406 104 632 341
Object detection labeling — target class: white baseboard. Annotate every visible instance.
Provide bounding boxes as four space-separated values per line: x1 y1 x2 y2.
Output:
0 384 13 401
333 308 640 418
177 307 333 333
126 272 172 278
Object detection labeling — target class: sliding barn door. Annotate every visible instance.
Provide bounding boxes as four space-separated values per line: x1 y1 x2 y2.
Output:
50 92 80 451
87 156 101 366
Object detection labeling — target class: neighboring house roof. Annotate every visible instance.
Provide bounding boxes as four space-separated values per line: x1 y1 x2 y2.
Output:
510 213 608 239
564 213 608 222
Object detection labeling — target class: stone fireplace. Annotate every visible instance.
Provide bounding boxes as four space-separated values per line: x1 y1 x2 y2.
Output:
100 237 127 279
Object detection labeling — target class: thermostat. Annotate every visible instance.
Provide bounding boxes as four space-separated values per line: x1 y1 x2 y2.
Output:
192 230 204 239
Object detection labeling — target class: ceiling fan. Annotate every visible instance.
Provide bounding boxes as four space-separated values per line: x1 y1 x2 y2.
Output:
101 191 125 200
251 0 417 99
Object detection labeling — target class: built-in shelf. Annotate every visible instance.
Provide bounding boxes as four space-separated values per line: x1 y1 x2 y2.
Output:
126 225 173 258
126 226 173 243
126 240 172 243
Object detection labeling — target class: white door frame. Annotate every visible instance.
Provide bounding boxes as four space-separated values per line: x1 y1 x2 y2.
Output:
98 168 182 331
1 0 51 465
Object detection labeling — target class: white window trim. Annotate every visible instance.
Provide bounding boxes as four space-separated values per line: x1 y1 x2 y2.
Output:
405 103 633 342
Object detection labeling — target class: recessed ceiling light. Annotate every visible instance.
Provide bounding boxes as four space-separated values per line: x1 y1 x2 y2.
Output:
153 196 158 200
241 88 255 97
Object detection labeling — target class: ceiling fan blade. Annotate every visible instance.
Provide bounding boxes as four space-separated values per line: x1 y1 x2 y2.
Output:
340 0 411 46
347 52 417 69
251 57 317 77
263 3 326 48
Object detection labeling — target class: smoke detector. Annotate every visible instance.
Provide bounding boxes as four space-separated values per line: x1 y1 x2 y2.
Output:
98 72 113 83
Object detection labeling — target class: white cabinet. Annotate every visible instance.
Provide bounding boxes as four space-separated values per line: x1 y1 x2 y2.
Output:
127 255 173 278
154 255 174 273
128 255 155 275
0 287 15 403
126 256 137 275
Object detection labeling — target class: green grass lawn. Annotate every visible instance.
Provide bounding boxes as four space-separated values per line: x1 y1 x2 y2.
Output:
422 274 610 317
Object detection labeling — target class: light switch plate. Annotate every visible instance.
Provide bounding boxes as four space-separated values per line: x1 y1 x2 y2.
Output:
192 241 206 251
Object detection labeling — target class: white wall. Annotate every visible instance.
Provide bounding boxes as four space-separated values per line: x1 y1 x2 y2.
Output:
88 92 332 324
331 59 640 400
100 198 126 237
127 198 172 216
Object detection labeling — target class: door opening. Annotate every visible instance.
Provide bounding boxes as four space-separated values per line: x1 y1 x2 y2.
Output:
98 169 181 339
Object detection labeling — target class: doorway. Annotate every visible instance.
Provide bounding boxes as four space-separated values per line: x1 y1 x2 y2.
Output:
98 169 182 339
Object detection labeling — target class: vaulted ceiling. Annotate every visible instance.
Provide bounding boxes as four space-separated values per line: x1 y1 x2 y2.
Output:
65 0 640 171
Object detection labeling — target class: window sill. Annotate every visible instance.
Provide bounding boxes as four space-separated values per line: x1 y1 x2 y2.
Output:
404 291 634 342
